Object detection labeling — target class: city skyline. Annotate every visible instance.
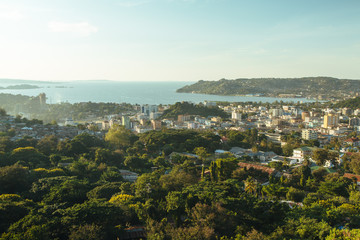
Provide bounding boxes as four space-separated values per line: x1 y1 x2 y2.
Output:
0 0 360 82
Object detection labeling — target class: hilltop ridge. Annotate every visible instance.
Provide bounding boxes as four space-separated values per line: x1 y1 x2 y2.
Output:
177 77 360 100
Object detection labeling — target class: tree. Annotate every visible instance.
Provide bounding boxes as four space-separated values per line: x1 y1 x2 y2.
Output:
0 194 32 233
43 179 90 204
69 224 104 240
10 146 49 168
282 144 294 157
124 155 147 171
262 183 288 200
0 136 13 153
194 147 210 163
0 165 31 193
350 153 360 174
286 187 305 202
244 177 258 196
0 108 6 116
14 136 38 148
60 200 130 238
105 124 136 149
159 168 198 192
312 148 328 166
73 133 103 149
87 182 122 200
135 173 160 199
312 167 329 182
326 229 360 240
36 135 58 156
272 217 331 240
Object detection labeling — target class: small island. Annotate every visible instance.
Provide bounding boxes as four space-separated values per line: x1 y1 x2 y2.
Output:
0 84 40 90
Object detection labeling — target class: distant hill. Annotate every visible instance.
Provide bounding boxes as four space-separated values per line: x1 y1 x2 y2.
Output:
0 84 40 90
176 77 360 99
0 79 57 85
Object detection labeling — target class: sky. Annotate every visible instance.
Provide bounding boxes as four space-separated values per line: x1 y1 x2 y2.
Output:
0 0 360 82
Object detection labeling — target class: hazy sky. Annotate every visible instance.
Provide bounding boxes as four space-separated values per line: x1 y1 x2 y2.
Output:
0 0 360 81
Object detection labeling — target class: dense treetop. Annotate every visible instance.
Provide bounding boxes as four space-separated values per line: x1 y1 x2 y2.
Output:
160 102 229 119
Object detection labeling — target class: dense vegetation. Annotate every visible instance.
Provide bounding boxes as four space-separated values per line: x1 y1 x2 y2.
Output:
0 93 134 123
1 109 360 239
160 102 229 119
177 77 360 99
332 96 360 109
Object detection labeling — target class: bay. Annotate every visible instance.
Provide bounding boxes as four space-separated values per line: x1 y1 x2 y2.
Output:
0 81 315 105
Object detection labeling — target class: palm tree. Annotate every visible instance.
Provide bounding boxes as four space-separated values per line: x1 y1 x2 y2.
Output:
244 176 258 196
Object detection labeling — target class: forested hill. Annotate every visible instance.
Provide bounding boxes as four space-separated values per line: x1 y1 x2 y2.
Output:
160 102 229 119
176 77 360 99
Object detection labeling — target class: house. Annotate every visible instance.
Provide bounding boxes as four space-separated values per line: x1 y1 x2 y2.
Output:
293 147 317 160
229 147 246 157
119 170 138 182
343 138 360 147
238 162 281 177
215 149 233 158
271 156 300 165
258 151 277 162
343 173 360 186
119 226 146 240
169 152 199 160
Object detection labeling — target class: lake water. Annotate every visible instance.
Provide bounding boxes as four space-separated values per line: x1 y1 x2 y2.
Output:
0 81 315 105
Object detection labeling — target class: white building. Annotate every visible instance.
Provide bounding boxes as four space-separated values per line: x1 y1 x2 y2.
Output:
232 111 242 120
270 108 283 117
302 129 318 140
119 170 138 182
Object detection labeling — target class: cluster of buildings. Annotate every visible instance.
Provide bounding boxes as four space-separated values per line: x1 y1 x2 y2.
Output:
0 115 81 141
87 102 360 154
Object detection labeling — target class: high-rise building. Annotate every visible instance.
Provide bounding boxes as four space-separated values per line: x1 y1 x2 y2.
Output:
39 93 46 105
122 116 131 129
302 129 318 140
270 108 283 117
141 105 158 116
323 113 339 128
301 111 310 121
151 120 162 130
231 111 242 120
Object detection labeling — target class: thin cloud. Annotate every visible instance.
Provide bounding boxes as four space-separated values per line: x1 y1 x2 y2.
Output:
117 0 151 7
116 0 196 7
48 21 98 36
0 8 24 21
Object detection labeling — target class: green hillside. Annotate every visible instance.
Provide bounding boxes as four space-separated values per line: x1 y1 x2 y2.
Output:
177 77 360 99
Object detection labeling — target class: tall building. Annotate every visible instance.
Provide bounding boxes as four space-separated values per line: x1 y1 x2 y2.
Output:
323 113 339 128
122 116 131 129
301 111 310 121
349 118 360 127
302 129 318 140
270 108 283 117
39 93 46 105
231 111 242 120
151 120 162 130
141 105 158 116
178 115 190 122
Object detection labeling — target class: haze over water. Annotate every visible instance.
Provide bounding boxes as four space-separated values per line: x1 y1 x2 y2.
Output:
0 81 314 105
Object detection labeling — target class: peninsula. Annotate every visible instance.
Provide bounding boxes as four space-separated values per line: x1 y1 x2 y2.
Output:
177 77 360 100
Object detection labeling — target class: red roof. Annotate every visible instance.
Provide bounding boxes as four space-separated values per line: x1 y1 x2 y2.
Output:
344 138 359 143
238 162 276 175
343 173 360 182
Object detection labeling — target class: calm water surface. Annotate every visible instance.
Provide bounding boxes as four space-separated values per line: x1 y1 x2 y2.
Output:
0 81 315 104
